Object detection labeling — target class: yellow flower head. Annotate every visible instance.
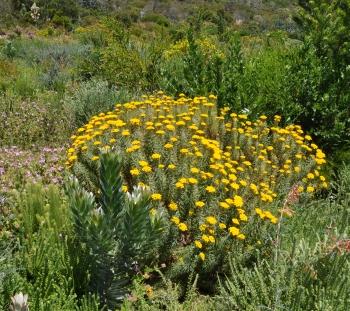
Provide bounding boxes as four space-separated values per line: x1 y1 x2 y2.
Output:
151 153 161 160
229 226 240 236
205 185 216 193
178 222 188 231
199 252 205 261
168 202 178 211
233 195 244 208
151 193 162 201
171 216 180 225
206 216 217 225
194 240 203 249
195 201 205 208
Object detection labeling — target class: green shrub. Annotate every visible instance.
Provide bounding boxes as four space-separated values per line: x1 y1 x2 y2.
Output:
216 165 350 310
52 15 73 31
63 79 134 127
66 152 166 308
0 92 73 147
142 13 170 27
290 0 350 153
1 40 17 59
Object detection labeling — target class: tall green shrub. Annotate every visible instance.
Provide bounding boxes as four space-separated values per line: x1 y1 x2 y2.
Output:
291 0 350 152
66 152 166 308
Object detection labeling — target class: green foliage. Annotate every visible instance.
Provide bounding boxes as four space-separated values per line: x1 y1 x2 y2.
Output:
0 241 26 311
63 78 133 126
216 165 350 310
1 40 17 58
0 92 72 148
52 15 73 30
66 152 166 308
121 273 215 311
290 0 350 152
4 183 81 310
1 1 350 309
217 251 350 311
216 34 244 110
142 13 170 27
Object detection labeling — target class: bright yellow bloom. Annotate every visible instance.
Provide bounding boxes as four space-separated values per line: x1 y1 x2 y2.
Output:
199 252 205 261
202 234 210 243
232 218 240 225
195 201 205 208
68 155 78 162
206 216 217 225
206 185 216 193
233 195 244 208
171 216 180 225
307 173 315 179
229 226 240 236
178 222 188 231
239 214 248 222
130 168 140 176
199 224 207 231
306 186 315 193
219 223 226 229
168 202 178 211
142 166 152 173
237 233 246 240
188 178 198 185
190 167 200 174
194 240 203 249
208 235 215 243
139 160 148 167
219 202 230 209
151 153 161 160
175 182 185 189
151 193 162 201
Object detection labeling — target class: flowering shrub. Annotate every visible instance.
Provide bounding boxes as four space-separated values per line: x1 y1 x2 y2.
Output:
0 146 65 194
67 93 327 262
163 37 224 61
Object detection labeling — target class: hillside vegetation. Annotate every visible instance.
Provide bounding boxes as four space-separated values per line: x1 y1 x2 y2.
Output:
0 0 349 310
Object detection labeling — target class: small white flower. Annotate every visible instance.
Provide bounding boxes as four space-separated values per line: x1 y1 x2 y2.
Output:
10 292 29 311
126 185 149 204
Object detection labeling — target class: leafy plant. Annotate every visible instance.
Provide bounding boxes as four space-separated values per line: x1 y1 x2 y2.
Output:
66 152 166 308
63 78 133 126
290 0 350 152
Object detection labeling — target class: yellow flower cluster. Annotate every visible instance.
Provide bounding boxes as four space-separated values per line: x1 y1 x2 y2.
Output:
163 37 224 60
67 92 327 260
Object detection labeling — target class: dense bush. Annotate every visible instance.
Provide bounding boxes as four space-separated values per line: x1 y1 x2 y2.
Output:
67 94 328 295
63 78 133 126
216 164 350 311
289 0 350 153
0 93 73 148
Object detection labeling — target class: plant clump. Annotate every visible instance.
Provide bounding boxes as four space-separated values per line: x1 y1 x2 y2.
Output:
66 93 327 263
